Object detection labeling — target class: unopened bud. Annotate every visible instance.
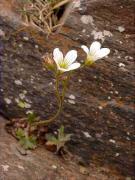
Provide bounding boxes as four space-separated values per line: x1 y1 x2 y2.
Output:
42 53 55 71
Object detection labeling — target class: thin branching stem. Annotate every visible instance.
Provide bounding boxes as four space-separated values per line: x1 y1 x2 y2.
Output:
33 73 70 126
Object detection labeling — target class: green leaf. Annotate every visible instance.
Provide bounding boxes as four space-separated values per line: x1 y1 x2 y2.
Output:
16 128 25 139
19 136 37 150
27 113 36 124
58 125 64 139
18 100 26 108
16 128 37 150
46 126 72 152
46 134 58 145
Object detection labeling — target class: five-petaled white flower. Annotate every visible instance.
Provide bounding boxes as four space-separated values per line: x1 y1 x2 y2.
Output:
53 48 80 72
81 41 110 65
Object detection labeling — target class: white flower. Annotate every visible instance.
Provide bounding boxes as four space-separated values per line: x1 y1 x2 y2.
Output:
81 41 110 65
53 48 80 72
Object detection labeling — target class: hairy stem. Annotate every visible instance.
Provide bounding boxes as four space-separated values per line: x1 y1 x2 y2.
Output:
33 73 70 126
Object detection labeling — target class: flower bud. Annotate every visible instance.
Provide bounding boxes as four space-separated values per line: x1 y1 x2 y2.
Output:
42 53 55 71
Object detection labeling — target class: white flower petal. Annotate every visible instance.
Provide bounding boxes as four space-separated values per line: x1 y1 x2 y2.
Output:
58 63 80 72
58 67 67 72
53 48 63 65
64 50 77 65
90 41 101 55
81 45 89 54
67 63 81 71
94 48 110 60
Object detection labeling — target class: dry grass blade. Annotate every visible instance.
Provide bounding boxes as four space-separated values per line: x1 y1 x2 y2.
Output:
52 0 71 10
19 0 73 34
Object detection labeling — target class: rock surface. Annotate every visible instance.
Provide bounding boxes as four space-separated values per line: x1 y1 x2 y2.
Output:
1 116 117 180
0 0 135 178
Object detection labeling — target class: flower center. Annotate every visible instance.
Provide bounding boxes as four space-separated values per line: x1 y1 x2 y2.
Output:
59 60 68 69
85 54 94 65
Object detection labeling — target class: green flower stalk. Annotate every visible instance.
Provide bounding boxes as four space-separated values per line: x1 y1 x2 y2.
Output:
33 47 81 126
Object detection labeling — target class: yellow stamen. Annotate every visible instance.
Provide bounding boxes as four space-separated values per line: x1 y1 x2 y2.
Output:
59 60 68 69
85 55 94 65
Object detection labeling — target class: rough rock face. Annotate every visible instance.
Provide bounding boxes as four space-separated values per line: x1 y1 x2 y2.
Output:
0 0 135 178
0 116 126 180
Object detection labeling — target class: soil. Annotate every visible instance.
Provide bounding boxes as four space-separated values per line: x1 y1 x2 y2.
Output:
0 0 135 179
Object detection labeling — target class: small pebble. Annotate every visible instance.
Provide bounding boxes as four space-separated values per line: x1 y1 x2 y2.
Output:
126 137 130 141
78 79 82 82
18 44 23 48
0 29 5 37
49 82 53 86
114 49 119 54
15 98 19 103
125 56 133 60
127 132 130 135
73 1 81 8
119 63 125 67
69 94 76 100
20 68 24 71
25 103 31 109
14 80 22 86
23 90 27 94
54 131 57 135
98 106 103 110
26 110 33 114
4 98 12 104
108 96 111 100
18 165 24 170
52 165 57 169
68 99 76 104
19 93 25 100
109 139 116 144
119 41 123 44
79 166 89 175
115 91 119 94
80 15 94 25
115 153 120 157
82 29 86 33
35 45 39 49
83 132 92 138
117 26 125 32
1 165 9 172
111 83 114 87
95 133 102 139
23 36 29 41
